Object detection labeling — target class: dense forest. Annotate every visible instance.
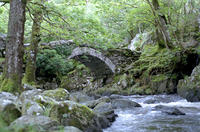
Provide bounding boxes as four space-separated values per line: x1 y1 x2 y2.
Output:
0 0 200 132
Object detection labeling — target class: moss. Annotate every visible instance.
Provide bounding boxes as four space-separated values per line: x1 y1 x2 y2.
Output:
67 104 95 130
0 57 5 63
23 63 36 86
49 101 95 131
42 88 69 101
1 79 18 93
151 74 167 82
0 72 23 93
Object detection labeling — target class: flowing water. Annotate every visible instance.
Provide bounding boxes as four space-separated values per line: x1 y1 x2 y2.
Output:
104 95 200 132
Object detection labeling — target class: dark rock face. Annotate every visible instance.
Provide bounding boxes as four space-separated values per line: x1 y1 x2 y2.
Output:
153 105 185 115
112 99 141 109
177 65 200 102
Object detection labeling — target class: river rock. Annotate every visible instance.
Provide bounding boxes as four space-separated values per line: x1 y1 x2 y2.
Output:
154 105 185 115
109 94 122 100
93 102 116 122
86 96 111 108
177 65 200 102
69 92 94 103
112 99 141 109
49 101 102 132
42 88 70 101
9 115 58 131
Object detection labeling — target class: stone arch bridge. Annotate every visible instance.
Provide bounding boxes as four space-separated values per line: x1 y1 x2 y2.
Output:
68 47 140 78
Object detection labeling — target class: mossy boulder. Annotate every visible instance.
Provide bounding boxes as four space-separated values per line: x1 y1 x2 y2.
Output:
9 115 59 131
42 88 70 101
49 101 102 132
0 100 21 126
0 92 21 126
177 65 200 102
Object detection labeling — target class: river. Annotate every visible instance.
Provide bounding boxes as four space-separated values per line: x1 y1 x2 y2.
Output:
104 95 200 132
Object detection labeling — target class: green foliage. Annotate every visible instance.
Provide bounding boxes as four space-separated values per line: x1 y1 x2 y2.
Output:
0 5 9 33
53 45 74 57
36 49 74 80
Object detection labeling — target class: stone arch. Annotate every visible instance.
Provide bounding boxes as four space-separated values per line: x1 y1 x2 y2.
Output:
68 47 116 77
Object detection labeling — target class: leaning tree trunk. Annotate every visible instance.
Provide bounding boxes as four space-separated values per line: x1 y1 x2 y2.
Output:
24 6 43 85
0 0 26 93
146 0 172 49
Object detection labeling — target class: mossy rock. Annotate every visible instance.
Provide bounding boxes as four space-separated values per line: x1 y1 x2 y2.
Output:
0 100 21 126
49 101 100 131
42 88 70 101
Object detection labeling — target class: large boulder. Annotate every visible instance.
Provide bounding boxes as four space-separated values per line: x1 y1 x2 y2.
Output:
49 101 102 132
85 96 111 108
9 115 59 131
0 92 21 125
21 99 44 115
111 99 141 109
93 102 117 123
19 89 43 102
42 88 70 101
177 65 200 102
0 99 21 125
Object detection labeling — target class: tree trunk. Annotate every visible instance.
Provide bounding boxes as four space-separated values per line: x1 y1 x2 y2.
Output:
24 6 43 85
146 0 172 49
0 0 26 93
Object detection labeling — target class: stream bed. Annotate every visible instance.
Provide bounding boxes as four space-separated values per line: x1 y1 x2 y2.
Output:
104 95 200 132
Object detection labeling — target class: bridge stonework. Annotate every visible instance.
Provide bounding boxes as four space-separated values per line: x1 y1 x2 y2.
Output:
68 47 140 78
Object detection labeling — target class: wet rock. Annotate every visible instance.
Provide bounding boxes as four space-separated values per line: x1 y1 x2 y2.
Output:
0 99 21 125
177 65 200 102
154 105 185 115
69 92 94 103
42 88 70 101
112 99 141 109
144 99 157 104
93 102 117 123
49 101 102 132
85 96 111 108
109 94 122 100
9 115 58 131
